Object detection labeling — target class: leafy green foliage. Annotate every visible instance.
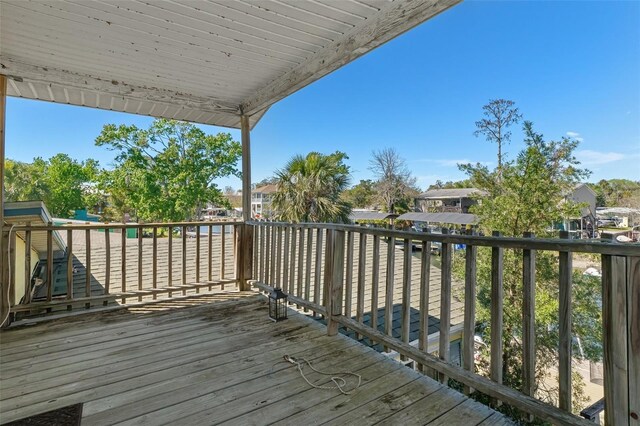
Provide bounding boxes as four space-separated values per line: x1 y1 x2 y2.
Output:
5 155 100 218
428 179 474 190
95 119 241 222
341 179 376 209
590 178 640 208
474 99 522 178
271 151 351 223
458 119 598 416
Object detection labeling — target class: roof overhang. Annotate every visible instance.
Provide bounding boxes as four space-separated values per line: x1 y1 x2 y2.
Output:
4 201 66 256
397 212 478 225
350 211 398 221
0 0 461 129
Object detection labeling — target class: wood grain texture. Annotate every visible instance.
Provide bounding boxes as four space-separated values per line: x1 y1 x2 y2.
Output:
463 241 477 394
439 229 452 383
558 231 572 411
0 293 515 426
522 232 536 398
490 231 504 387
603 254 629 426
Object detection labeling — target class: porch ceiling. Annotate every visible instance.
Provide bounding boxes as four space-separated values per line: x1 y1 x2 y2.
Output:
0 0 460 129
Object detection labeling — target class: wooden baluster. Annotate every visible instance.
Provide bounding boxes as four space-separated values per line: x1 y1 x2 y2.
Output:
46 223 53 303
371 235 381 334
304 228 312 312
627 256 639 426
326 229 345 336
221 224 226 288
558 231 572 411
24 226 32 305
463 231 477 394
168 226 173 298
296 227 305 308
263 225 270 284
255 224 266 282
270 225 277 286
418 238 431 373
208 224 213 288
282 226 290 293
490 231 504 395
181 225 187 295
288 227 297 297
439 228 452 383
66 228 73 305
384 234 396 351
137 223 143 301
104 226 110 305
152 227 157 300
522 232 536 399
356 232 367 340
195 225 201 292
276 226 283 287
344 231 354 320
401 238 412 360
313 228 323 317
121 224 127 304
251 225 262 280
86 228 92 308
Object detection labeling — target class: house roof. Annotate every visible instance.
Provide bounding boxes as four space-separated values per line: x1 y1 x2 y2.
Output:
397 212 478 225
3 201 67 256
417 188 485 200
0 0 461 129
252 184 278 194
350 211 398 221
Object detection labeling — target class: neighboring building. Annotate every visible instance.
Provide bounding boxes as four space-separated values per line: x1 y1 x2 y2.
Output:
414 188 485 214
251 184 277 218
3 201 66 305
562 183 597 237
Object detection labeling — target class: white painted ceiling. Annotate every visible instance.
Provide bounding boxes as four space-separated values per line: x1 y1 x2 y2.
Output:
0 0 460 129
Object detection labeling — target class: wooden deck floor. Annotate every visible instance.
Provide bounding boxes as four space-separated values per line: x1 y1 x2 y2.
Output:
0 292 511 425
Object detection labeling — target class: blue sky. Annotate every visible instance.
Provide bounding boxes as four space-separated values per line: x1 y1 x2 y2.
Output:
6 0 640 191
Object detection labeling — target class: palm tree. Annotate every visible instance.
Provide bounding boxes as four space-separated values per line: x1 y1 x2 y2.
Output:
271 152 351 223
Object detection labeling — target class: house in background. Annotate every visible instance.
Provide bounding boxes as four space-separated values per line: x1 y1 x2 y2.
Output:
251 184 277 219
3 201 66 306
562 183 597 237
414 188 485 214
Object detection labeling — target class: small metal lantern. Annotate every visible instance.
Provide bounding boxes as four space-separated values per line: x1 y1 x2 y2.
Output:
268 287 288 321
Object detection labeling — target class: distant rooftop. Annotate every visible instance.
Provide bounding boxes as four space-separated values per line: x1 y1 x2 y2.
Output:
252 184 278 194
417 188 485 200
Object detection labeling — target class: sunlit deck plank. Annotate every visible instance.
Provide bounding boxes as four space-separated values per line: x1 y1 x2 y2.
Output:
0 294 511 425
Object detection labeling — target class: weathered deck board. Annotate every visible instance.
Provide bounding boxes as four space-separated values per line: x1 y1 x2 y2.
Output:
0 294 511 425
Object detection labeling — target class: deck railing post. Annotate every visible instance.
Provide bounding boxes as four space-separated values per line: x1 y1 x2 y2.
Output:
235 223 253 291
602 250 639 426
325 229 345 336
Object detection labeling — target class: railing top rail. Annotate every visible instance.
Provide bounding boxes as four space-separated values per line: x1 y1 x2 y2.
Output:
3 219 244 232
248 220 640 256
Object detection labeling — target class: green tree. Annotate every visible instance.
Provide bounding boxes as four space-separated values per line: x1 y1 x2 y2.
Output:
271 151 351 223
342 179 376 209
96 119 241 222
458 121 598 416
369 148 417 214
474 99 522 181
5 155 100 218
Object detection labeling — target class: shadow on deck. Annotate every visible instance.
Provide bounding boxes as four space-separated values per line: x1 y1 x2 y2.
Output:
0 292 512 425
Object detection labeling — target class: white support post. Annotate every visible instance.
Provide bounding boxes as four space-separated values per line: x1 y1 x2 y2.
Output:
241 115 251 222
0 74 8 326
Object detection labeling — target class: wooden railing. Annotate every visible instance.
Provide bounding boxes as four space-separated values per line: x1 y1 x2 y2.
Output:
250 221 639 426
2 220 249 319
